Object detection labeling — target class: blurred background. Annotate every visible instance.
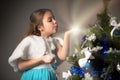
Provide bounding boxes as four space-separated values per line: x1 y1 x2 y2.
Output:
0 0 120 80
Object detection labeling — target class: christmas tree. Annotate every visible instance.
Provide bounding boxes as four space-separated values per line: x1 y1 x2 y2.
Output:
63 0 120 80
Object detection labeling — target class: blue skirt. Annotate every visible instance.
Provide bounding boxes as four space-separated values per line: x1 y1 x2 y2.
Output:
21 68 57 80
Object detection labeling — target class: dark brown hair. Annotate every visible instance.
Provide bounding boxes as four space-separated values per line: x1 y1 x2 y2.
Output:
22 9 53 38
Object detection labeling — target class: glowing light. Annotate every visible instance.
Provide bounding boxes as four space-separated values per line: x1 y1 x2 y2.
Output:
70 24 86 36
71 25 80 32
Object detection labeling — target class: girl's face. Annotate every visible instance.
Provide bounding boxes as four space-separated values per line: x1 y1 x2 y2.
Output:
39 11 58 37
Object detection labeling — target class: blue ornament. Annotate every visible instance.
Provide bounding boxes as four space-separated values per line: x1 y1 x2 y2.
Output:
113 29 120 36
85 61 91 69
70 66 85 77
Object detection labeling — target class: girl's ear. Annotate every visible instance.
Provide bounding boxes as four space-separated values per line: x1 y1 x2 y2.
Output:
38 25 44 32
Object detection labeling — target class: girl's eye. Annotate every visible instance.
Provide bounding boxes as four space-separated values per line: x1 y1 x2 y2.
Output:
48 18 52 22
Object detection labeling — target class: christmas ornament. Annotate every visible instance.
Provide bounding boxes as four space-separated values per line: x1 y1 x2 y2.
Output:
70 66 85 77
110 17 120 37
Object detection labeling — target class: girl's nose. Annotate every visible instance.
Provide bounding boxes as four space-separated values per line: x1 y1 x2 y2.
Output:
53 19 57 24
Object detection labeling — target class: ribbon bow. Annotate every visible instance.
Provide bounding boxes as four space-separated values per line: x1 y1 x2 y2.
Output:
117 63 120 72
62 70 72 80
78 47 94 68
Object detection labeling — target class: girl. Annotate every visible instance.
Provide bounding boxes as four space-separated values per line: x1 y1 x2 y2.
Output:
8 9 71 80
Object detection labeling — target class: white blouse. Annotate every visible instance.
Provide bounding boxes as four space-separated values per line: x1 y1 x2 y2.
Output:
8 35 63 72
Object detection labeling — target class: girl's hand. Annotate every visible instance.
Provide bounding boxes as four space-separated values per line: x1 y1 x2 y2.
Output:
42 53 55 64
63 30 72 40
17 53 55 71
64 30 72 36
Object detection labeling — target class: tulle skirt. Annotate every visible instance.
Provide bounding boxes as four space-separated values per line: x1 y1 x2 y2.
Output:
21 68 57 80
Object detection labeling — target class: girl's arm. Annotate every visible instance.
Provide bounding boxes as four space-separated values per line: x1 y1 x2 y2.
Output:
57 30 71 60
18 54 54 71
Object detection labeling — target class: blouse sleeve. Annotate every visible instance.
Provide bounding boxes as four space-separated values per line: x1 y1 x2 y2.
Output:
8 37 31 72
